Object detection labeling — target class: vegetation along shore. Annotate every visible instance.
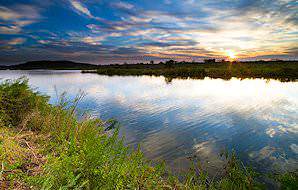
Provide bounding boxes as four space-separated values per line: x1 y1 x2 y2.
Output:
0 78 297 189
1 60 297 82
82 60 298 82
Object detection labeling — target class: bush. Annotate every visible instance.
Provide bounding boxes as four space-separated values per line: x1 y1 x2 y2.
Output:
0 77 49 127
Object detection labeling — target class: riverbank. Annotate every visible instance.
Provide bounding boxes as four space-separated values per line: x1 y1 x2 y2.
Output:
82 61 298 82
0 78 297 189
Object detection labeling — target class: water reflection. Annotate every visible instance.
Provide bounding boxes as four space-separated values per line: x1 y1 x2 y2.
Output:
1 70 297 174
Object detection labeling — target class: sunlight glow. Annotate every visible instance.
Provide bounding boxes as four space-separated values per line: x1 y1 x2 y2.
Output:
226 50 237 60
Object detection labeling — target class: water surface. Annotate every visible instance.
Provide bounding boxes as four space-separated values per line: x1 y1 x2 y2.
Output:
1 70 297 174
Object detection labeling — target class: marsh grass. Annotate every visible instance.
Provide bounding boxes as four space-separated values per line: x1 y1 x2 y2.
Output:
0 78 297 189
82 61 298 82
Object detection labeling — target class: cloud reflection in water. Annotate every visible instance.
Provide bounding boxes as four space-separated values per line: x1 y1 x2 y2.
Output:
1 70 297 173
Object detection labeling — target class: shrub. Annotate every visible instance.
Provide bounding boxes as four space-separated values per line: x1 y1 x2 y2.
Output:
0 77 49 128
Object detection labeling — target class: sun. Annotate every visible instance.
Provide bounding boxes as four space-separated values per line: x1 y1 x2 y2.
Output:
226 50 237 60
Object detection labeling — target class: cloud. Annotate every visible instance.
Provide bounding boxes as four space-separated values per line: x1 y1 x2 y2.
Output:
86 23 130 33
284 47 298 56
0 4 41 34
0 25 21 34
0 6 21 20
140 40 198 48
82 36 105 45
69 0 92 17
127 16 152 23
0 5 41 21
68 0 108 23
69 30 123 46
290 144 298 154
7 38 26 45
38 40 51 44
112 1 134 10
0 37 26 51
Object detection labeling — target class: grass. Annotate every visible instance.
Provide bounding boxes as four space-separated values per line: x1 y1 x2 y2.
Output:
0 78 297 189
82 61 298 82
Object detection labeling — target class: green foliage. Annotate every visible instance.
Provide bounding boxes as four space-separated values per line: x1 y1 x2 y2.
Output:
22 99 173 189
182 152 265 190
41 128 170 189
215 152 264 190
0 77 49 127
0 78 173 189
273 171 298 190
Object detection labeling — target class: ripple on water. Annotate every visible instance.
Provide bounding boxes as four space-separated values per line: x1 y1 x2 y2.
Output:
1 70 297 173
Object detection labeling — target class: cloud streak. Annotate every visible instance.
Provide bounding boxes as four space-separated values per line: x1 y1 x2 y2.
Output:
0 4 41 34
69 0 92 17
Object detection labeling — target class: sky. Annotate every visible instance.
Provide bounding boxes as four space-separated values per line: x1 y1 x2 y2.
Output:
0 0 297 65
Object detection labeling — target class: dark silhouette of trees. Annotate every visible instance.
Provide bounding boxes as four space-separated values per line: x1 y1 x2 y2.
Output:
165 60 176 68
204 59 216 63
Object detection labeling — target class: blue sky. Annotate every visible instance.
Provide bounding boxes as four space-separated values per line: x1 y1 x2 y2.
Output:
0 0 297 64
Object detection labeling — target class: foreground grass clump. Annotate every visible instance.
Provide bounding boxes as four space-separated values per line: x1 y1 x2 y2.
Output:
0 77 48 127
0 78 297 189
0 79 175 189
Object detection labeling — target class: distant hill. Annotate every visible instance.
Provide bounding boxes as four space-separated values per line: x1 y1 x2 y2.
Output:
6 60 99 70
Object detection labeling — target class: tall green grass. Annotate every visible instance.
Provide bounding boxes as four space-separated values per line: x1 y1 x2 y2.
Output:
0 77 49 127
0 78 297 189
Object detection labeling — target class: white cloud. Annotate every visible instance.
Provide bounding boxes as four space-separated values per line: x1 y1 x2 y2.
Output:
69 0 92 17
113 1 134 9
82 36 105 45
38 40 51 44
128 16 152 23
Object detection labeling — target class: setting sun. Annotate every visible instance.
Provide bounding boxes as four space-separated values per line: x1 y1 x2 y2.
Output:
226 50 237 60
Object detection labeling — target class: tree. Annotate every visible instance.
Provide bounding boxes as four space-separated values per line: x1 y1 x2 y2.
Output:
204 59 216 63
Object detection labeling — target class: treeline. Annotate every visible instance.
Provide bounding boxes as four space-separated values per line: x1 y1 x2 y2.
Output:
83 61 298 82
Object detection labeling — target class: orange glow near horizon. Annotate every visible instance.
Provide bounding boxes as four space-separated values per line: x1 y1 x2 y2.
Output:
226 50 237 61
